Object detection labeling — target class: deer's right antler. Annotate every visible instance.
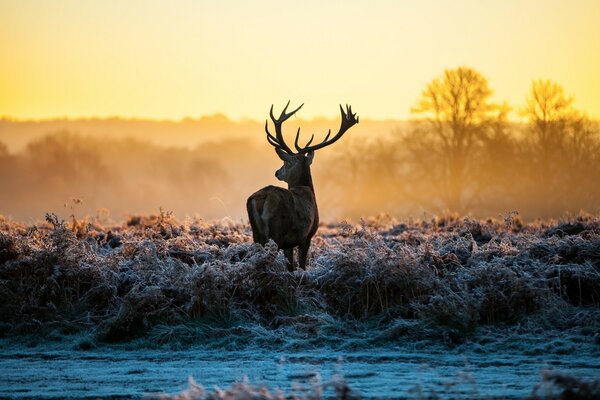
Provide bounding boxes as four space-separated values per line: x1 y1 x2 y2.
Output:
295 104 359 154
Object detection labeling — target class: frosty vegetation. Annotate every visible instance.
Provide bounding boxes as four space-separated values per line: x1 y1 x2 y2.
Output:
150 376 358 400
1 211 600 399
153 371 600 400
1 211 598 348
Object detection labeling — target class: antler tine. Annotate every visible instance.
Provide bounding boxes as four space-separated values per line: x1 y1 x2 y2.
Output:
294 128 302 152
281 102 304 121
269 104 276 123
265 117 291 153
265 119 277 141
295 128 315 152
271 101 304 123
265 101 304 154
297 104 359 154
265 120 282 148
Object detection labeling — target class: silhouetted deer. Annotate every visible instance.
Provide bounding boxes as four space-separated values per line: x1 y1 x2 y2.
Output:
247 102 359 271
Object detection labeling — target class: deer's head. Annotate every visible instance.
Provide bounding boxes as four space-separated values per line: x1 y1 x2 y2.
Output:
274 149 314 184
265 102 359 187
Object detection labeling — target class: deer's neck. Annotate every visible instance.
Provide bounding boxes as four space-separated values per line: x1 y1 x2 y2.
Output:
287 167 315 193
287 166 319 226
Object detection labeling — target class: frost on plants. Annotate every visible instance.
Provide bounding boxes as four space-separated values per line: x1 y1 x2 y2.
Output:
0 213 599 346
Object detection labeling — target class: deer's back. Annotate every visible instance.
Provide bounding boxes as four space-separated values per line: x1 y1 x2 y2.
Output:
247 185 318 249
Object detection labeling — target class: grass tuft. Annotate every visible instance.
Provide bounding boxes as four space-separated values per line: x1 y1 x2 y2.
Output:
0 213 598 343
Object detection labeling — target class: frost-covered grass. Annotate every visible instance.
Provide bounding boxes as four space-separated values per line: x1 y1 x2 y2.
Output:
153 371 600 400
0 212 599 346
149 376 358 400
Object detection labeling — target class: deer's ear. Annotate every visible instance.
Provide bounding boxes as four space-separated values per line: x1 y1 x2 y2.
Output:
306 151 315 165
275 147 293 162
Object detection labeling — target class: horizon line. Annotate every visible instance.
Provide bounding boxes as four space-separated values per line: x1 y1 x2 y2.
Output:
0 114 550 124
0 114 419 124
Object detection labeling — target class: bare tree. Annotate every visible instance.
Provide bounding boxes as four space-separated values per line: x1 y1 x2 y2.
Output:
407 66 506 213
524 80 574 190
523 80 600 215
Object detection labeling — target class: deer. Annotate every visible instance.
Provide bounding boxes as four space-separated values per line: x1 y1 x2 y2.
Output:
247 101 359 271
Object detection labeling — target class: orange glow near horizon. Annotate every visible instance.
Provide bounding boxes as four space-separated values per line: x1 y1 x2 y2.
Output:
1 0 599 121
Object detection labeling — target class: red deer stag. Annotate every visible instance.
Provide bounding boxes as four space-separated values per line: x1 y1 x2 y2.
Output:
247 102 359 271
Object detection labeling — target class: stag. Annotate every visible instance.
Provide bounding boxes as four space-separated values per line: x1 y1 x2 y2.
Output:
247 102 359 271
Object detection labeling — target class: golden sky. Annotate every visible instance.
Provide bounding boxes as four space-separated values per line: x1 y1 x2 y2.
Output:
1 0 599 120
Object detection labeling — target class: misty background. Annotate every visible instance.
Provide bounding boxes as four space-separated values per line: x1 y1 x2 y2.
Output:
1 68 598 223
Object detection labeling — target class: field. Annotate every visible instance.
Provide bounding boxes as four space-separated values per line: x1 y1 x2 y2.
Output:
4 1 600 398
1 212 599 398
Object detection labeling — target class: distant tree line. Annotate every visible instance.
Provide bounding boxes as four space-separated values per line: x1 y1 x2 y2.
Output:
318 67 600 219
0 66 598 221
0 133 234 221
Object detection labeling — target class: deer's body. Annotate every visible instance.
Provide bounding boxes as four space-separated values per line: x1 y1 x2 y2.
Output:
248 185 318 247
247 102 358 270
247 185 318 267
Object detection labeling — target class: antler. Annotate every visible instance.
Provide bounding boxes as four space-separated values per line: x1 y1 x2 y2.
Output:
295 104 359 154
265 102 359 155
265 101 303 154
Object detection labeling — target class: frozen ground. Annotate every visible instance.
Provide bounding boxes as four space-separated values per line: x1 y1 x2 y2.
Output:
1 338 598 399
0 213 599 398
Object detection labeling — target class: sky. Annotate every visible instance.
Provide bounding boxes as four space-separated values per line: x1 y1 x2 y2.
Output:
1 0 599 121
